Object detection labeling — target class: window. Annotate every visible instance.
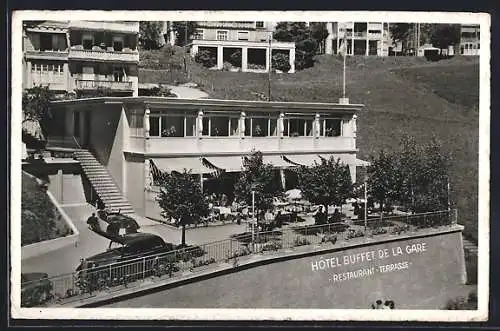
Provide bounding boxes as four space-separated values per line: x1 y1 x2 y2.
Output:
193 29 204 40
161 116 185 137
251 117 269 137
237 31 249 41
150 117 160 137
256 21 264 28
113 67 125 82
284 117 316 137
202 117 210 136
323 119 342 137
210 117 230 136
40 34 53 51
82 34 94 50
230 118 239 136
113 36 124 52
185 116 196 136
217 30 228 41
127 109 144 137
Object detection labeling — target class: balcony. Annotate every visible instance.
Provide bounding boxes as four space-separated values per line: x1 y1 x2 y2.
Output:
68 48 139 63
68 21 139 34
75 79 133 91
30 73 67 91
196 21 256 29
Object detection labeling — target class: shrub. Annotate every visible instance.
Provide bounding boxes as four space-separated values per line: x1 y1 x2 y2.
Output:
272 53 291 72
346 229 365 240
195 50 216 68
371 227 388 236
390 224 410 235
229 50 242 67
321 233 338 245
293 236 311 247
261 240 282 252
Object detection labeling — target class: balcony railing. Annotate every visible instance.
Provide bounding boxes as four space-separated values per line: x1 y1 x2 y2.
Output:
75 79 133 90
68 48 139 63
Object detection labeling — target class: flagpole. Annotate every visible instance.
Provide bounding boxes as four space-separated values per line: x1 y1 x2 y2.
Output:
343 46 346 99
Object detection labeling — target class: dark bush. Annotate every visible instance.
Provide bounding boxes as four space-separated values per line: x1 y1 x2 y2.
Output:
272 53 291 72
195 50 216 68
229 50 242 67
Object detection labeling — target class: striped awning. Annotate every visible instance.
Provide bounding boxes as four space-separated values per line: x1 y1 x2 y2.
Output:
202 156 244 173
283 154 321 167
262 155 295 168
151 157 213 175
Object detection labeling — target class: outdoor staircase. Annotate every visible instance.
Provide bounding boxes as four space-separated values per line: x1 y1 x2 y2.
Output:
73 150 135 214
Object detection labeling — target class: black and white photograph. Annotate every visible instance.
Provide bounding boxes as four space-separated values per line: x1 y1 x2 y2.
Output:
10 10 490 321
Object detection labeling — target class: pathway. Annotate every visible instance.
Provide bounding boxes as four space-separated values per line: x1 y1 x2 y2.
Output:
168 83 209 99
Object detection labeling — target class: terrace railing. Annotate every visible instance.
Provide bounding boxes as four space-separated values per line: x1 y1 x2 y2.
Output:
21 209 457 307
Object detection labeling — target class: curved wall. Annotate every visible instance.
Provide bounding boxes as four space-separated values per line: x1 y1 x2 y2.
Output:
106 229 468 309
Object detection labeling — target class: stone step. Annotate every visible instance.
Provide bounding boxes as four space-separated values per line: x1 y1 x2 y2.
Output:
90 181 118 188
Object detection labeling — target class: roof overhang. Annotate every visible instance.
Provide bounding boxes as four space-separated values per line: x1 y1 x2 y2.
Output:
51 97 365 114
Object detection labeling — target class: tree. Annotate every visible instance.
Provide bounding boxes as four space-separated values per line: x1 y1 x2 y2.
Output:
157 170 209 246
309 22 329 54
22 85 55 149
171 21 197 46
234 151 283 223
273 22 318 70
429 24 461 52
412 138 451 212
395 135 423 212
139 21 164 50
297 157 353 214
389 23 412 54
367 150 401 218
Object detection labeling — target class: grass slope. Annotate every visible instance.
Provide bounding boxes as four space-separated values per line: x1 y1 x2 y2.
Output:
21 172 72 246
140 52 480 242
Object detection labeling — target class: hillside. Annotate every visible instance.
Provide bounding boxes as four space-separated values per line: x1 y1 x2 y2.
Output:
139 52 480 242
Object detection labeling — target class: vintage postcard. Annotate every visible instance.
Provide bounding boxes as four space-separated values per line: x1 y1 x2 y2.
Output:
10 10 490 321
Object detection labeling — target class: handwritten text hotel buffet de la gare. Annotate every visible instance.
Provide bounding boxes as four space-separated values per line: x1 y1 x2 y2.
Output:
311 242 428 283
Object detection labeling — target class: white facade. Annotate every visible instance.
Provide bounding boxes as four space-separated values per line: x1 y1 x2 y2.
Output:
325 22 390 56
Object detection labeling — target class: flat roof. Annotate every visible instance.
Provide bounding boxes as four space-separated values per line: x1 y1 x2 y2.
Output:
51 97 365 112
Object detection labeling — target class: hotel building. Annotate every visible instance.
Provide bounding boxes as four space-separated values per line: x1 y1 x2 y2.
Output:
325 22 391 56
48 97 367 219
188 21 296 73
22 20 140 97
459 24 480 56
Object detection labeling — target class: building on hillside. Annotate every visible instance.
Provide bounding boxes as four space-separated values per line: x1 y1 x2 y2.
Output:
23 20 140 97
459 24 480 56
188 21 296 73
325 22 391 56
48 97 368 219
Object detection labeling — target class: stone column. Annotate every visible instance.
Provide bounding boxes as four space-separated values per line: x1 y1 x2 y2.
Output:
63 62 69 92
280 169 286 189
239 111 246 137
26 61 32 88
314 113 321 138
325 22 333 55
241 47 248 72
144 107 150 139
197 110 204 137
278 112 285 137
352 114 357 139
289 48 295 73
191 44 198 58
217 46 224 70
366 34 369 56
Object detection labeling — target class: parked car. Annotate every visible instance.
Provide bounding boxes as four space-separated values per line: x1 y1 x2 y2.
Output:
21 272 53 307
75 233 175 289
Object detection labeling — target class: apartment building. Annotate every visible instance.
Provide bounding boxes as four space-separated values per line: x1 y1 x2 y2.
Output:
189 21 296 73
23 20 139 96
325 22 391 56
459 24 480 56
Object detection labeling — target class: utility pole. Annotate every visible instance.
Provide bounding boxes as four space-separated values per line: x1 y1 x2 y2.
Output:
251 190 256 250
268 31 272 101
363 181 368 233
